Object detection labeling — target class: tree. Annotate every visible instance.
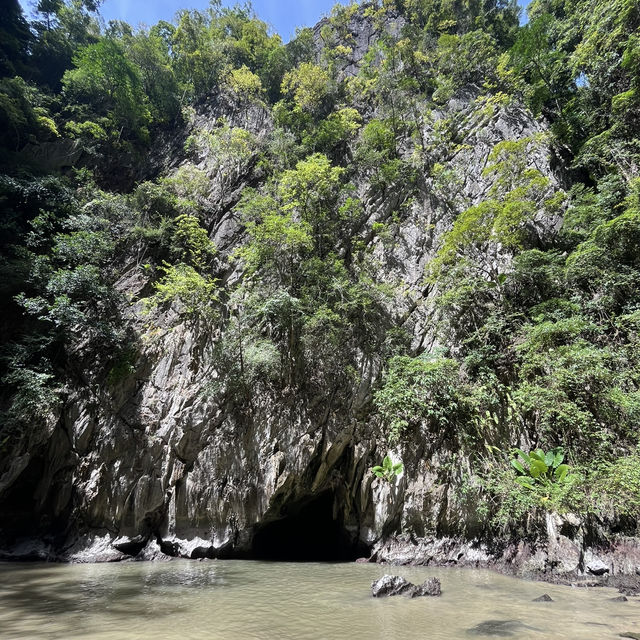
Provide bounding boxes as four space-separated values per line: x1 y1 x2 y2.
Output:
281 63 332 115
119 27 180 124
278 153 344 257
171 9 225 101
507 13 571 116
0 0 32 78
227 65 264 119
432 30 499 102
63 38 152 140
238 188 313 284
427 136 565 344
30 0 102 90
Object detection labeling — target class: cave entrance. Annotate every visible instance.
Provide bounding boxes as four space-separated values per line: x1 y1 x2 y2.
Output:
251 491 368 562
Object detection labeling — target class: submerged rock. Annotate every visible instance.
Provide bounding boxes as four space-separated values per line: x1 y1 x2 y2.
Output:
532 593 553 602
371 575 441 597
467 620 538 637
190 545 216 560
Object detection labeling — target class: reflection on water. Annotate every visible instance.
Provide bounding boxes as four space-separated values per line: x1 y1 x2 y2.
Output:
0 560 638 639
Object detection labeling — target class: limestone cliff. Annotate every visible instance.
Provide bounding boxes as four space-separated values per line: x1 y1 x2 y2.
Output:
1 3 639 580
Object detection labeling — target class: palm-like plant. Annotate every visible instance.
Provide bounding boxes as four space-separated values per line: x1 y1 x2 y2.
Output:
371 455 404 482
511 446 574 490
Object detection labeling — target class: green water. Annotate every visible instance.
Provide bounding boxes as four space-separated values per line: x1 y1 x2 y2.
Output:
0 560 638 639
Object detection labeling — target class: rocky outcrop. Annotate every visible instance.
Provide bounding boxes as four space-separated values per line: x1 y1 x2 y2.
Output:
313 4 406 78
0 85 606 570
371 574 441 597
20 139 83 172
0 6 637 578
370 516 640 583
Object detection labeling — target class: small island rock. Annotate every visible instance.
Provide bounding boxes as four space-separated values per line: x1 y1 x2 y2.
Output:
371 575 441 598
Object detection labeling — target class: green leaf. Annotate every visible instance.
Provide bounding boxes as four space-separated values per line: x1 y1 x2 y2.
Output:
371 466 384 474
511 459 525 474
530 459 548 478
383 456 392 471
392 463 404 474
554 464 569 482
515 476 536 490
544 451 555 467
553 450 565 467
515 448 530 464
529 450 544 462
374 471 385 478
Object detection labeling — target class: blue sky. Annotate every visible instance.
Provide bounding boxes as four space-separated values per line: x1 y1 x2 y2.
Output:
20 0 530 42
99 0 344 39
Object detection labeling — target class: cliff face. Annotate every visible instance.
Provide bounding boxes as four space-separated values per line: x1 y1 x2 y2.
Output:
1 92 548 559
1 4 639 578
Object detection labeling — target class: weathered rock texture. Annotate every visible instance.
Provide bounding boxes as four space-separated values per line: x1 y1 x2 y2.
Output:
371 574 442 597
0 7 638 578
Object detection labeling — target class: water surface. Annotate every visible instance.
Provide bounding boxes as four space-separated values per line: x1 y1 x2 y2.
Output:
1 560 638 639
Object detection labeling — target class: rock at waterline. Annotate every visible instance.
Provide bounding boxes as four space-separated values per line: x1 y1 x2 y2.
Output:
586 559 609 576
615 576 640 596
467 620 539 637
371 575 442 598
532 593 553 602
611 595 628 602
371 575 412 597
620 633 640 640
112 535 148 557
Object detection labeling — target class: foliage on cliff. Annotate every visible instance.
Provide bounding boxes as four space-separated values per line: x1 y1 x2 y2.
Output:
1 0 640 533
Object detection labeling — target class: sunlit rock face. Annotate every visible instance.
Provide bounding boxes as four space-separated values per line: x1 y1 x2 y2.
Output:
0 85 562 566
1 6 628 576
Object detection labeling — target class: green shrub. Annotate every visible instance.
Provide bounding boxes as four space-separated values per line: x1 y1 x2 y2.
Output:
591 449 640 516
371 455 404 482
106 347 137 386
171 213 216 269
510 447 574 489
375 354 465 443
144 262 218 319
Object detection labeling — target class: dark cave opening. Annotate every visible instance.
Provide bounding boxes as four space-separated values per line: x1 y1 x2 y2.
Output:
0 458 45 542
250 491 369 562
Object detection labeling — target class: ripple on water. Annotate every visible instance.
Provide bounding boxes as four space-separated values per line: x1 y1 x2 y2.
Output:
1 561 639 640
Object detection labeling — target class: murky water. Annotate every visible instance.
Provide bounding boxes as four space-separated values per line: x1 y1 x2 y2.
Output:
0 560 639 639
